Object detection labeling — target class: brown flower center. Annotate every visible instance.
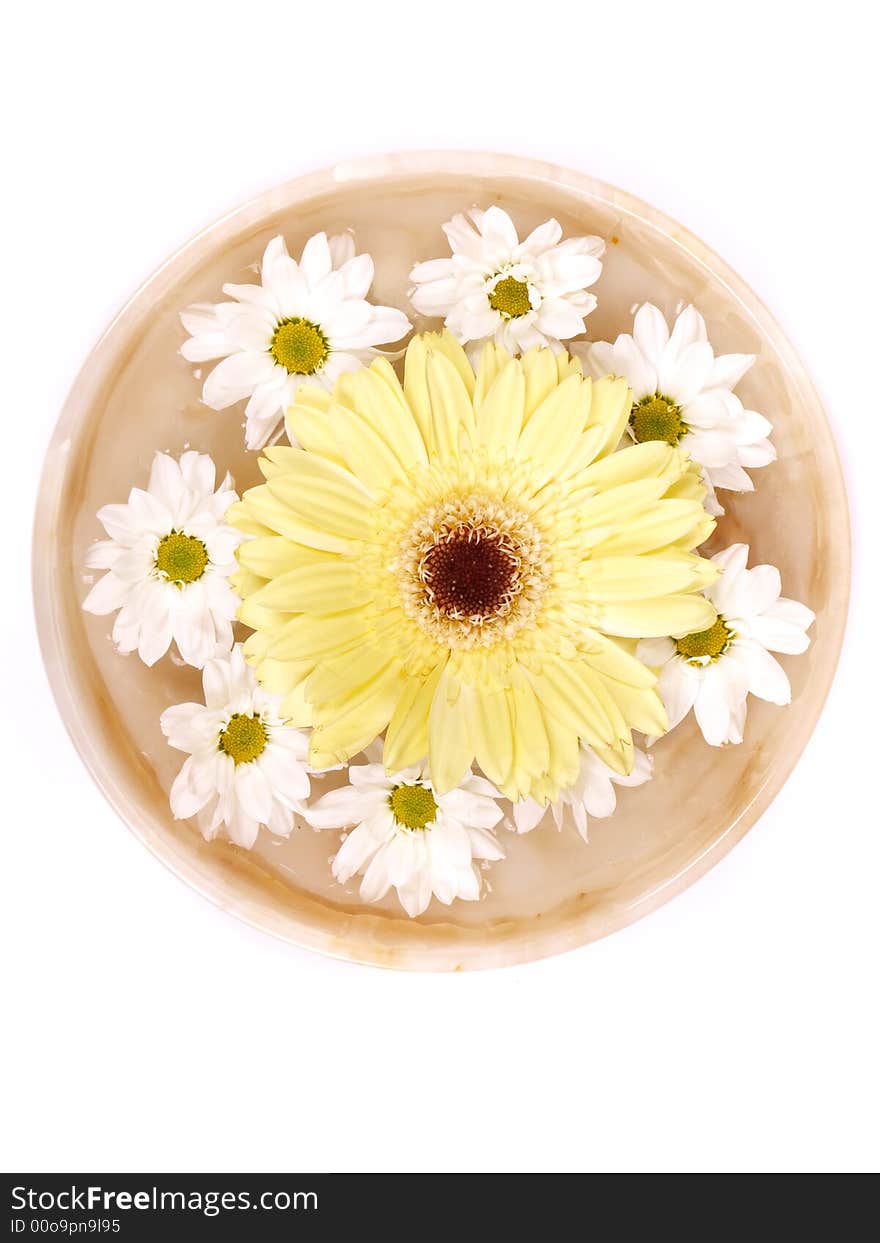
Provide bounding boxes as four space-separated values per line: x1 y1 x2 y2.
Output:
421 527 519 618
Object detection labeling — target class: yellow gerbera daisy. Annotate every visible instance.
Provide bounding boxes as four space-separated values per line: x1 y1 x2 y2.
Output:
228 331 717 801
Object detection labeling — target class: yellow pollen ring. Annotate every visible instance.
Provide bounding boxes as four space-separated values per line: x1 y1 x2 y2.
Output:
270 317 329 375
675 615 733 663
390 783 438 830
630 393 686 445
488 275 533 319
219 713 268 764
155 531 209 584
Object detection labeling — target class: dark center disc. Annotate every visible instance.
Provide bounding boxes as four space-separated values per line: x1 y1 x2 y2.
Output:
422 528 518 617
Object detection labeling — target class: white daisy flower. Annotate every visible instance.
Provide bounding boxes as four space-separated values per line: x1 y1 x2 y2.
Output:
578 303 776 513
160 645 310 849
409 205 604 356
305 759 504 918
82 451 242 668
181 232 412 450
510 745 653 842
637 544 815 747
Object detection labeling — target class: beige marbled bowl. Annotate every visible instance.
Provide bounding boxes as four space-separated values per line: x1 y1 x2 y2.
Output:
33 152 849 970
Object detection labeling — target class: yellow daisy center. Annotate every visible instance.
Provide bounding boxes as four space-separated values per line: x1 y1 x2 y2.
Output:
390 783 438 830
675 615 733 663
155 531 208 584
488 275 532 318
396 494 550 651
218 713 268 764
270 317 329 375
630 393 686 445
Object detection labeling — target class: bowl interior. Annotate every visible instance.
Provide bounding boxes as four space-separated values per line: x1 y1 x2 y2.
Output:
34 153 849 969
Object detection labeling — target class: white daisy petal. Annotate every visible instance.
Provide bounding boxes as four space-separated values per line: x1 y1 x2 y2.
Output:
328 232 357 269
659 340 714 404
591 307 774 494
160 644 311 850
202 351 276 410
632 303 670 362
708 352 755 390
332 823 384 884
81 569 131 615
649 545 811 747
731 639 792 705
657 657 701 731
609 335 657 398
81 452 241 669
693 665 740 745
299 231 334 287
180 230 411 447
410 206 602 353
311 761 503 918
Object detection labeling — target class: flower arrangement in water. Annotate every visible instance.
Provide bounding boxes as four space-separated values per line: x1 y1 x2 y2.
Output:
83 206 814 918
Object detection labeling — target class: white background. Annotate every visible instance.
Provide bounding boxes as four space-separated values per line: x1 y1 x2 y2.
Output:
2 0 877 1174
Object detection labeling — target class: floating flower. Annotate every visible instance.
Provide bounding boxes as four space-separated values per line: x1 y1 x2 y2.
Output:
305 758 504 918
637 544 814 746
181 233 412 451
410 207 604 356
578 304 775 513
160 644 310 848
82 451 241 667
510 745 653 841
229 331 718 802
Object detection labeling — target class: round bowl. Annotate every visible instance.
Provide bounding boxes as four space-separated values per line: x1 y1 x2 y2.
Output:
33 151 850 970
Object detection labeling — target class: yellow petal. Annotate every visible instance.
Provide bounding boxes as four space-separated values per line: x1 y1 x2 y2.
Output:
580 630 658 688
309 660 403 770
306 641 398 704
237 536 326 579
238 597 294 636
326 402 407 490
596 593 718 638
280 677 314 727
266 451 374 539
229 567 264 599
582 553 717 600
426 330 475 397
426 351 474 460
248 558 369 613
286 391 347 467
383 660 446 772
582 440 679 491
504 672 551 799
516 374 592 488
590 500 714 556
474 357 525 456
427 667 476 793
235 484 352 553
471 684 514 788
601 676 668 736
558 425 608 479
259 445 305 479
340 362 428 472
535 659 617 749
586 376 632 460
224 501 274 538
473 341 512 409
520 347 561 422
268 610 371 663
402 333 435 452
540 697 583 792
